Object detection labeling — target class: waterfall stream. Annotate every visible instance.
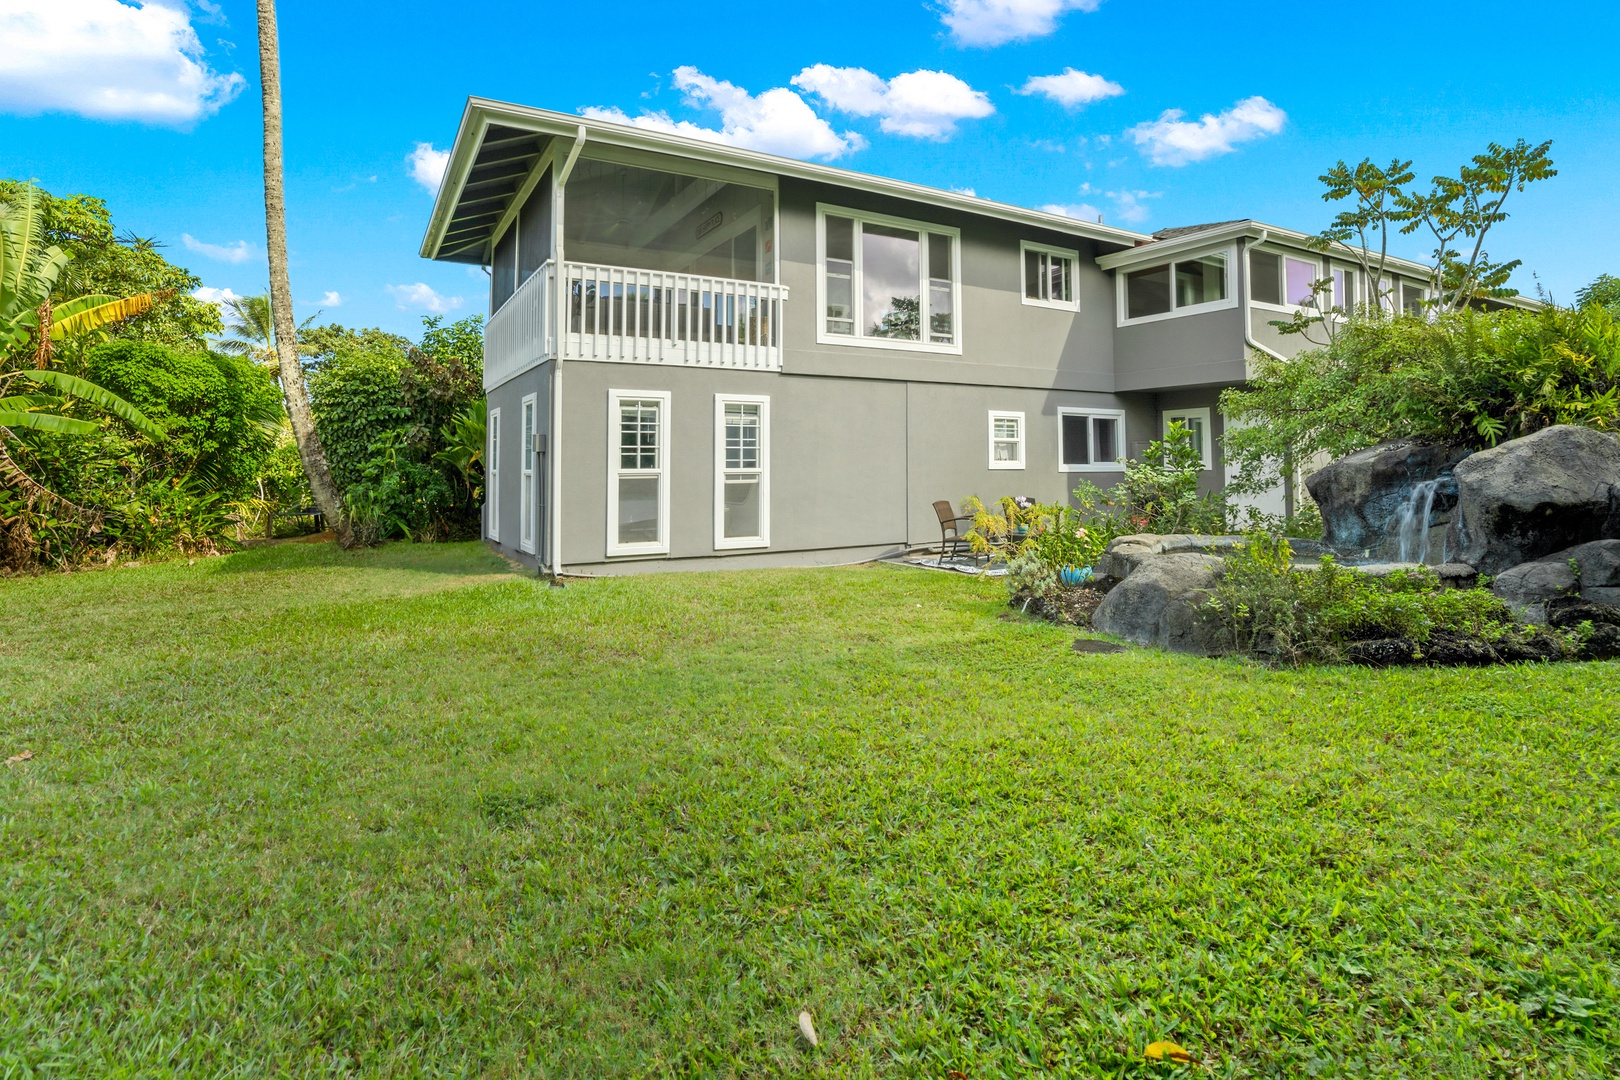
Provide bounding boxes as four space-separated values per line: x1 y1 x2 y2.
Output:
1394 478 1443 564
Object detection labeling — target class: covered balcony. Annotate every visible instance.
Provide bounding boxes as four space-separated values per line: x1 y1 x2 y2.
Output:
483 154 787 390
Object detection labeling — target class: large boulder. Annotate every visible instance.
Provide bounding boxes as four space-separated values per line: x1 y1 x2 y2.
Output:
1096 533 1330 581
1450 426 1620 574
1091 553 1228 655
1305 439 1470 559
1491 539 1620 621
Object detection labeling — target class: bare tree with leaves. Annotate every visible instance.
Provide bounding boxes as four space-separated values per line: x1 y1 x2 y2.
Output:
255 0 349 545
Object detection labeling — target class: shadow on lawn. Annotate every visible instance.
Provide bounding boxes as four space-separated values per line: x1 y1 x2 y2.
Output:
212 539 516 579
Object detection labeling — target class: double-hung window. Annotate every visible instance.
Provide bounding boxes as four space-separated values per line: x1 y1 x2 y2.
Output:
1164 407 1213 470
486 408 501 542
519 395 537 554
1122 248 1233 322
1059 408 1124 472
714 395 769 549
818 205 960 352
607 390 670 556
1023 242 1079 310
988 411 1025 470
1331 266 1357 313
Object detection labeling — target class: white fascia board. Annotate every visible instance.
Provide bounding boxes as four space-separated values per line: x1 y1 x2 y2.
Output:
421 98 1152 261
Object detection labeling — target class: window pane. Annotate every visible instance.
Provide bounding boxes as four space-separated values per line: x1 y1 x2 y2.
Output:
1061 414 1089 465
1025 248 1042 300
1333 267 1355 312
1175 254 1226 307
862 224 921 340
825 260 854 335
825 215 854 261
1052 256 1072 303
928 233 953 282
619 402 659 470
1285 257 1317 306
1250 250 1282 305
617 477 660 544
1127 264 1172 318
928 285 953 344
1169 415 1206 462
723 476 761 539
992 416 1021 463
1402 281 1425 314
1092 417 1117 463
724 403 760 470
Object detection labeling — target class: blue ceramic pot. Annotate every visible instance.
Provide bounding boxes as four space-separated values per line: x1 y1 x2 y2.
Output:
1059 566 1094 587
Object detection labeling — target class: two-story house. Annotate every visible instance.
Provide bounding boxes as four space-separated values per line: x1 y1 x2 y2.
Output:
418 98 1453 575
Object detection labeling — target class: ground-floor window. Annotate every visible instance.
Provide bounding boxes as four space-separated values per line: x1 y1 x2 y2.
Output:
988 411 1025 470
519 395 537 554
1058 408 1124 471
1163 406 1212 470
714 395 769 549
487 407 501 542
607 390 670 556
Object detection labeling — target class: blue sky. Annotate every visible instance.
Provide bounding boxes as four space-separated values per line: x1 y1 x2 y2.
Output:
2 0 1616 338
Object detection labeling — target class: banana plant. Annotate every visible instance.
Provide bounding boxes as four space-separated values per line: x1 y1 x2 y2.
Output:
0 368 164 439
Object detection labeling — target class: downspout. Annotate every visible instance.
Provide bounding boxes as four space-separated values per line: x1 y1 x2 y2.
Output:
548 124 587 577
1239 228 1296 516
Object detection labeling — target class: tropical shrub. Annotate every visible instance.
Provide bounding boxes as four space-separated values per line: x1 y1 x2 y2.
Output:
1221 303 1620 495
1203 533 1550 664
85 341 281 498
1072 422 1227 536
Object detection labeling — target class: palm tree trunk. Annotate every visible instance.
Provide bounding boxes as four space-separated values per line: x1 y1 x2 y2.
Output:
254 0 350 545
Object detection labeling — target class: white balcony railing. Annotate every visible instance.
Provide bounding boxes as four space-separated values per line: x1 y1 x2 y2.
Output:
561 262 786 370
483 260 788 391
484 260 552 391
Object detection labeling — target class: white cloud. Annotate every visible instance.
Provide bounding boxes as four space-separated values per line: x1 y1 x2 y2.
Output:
191 285 241 315
1041 202 1106 222
582 67 862 160
1017 68 1124 108
182 233 254 264
953 186 978 197
1041 187 1159 225
942 0 1102 47
1130 96 1287 166
387 283 461 313
791 65 994 140
0 0 243 125
319 291 342 306
407 142 450 193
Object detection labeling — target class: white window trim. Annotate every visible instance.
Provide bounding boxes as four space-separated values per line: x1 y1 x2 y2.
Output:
988 410 1026 471
1116 243 1239 326
713 394 770 551
486 407 501 543
1164 406 1213 471
606 389 671 558
1248 245 1329 315
1021 240 1081 312
519 393 537 554
814 202 964 356
1057 407 1126 473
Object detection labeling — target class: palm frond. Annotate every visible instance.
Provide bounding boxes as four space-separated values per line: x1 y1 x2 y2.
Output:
15 369 165 440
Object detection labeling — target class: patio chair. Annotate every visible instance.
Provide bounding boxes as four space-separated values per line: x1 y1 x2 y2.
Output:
932 500 978 562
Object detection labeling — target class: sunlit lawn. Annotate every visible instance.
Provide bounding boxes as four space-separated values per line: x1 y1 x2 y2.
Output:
2 542 1616 1077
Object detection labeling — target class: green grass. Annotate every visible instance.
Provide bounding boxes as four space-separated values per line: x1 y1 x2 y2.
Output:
3 543 1617 1078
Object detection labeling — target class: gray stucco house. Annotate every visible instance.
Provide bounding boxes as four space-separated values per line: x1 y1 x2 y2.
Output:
419 98 1453 575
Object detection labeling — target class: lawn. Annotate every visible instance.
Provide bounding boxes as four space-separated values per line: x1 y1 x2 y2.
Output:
2 543 1616 1078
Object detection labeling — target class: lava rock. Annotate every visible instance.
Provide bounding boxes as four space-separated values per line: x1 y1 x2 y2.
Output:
1306 440 1470 555
1545 595 1620 629
1492 539 1620 622
1492 631 1569 664
1091 553 1228 655
1449 426 1620 575
1577 623 1620 660
1343 637 1421 666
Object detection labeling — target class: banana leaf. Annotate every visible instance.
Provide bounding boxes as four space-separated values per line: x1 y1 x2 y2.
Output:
14 369 165 440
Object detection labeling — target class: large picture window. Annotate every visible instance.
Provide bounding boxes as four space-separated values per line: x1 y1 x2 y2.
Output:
1059 408 1124 472
1023 242 1079 310
818 205 960 352
714 395 770 549
607 390 670 556
1122 248 1231 323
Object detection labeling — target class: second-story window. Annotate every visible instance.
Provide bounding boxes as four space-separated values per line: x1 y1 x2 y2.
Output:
1122 249 1230 322
1023 242 1079 310
819 206 960 351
